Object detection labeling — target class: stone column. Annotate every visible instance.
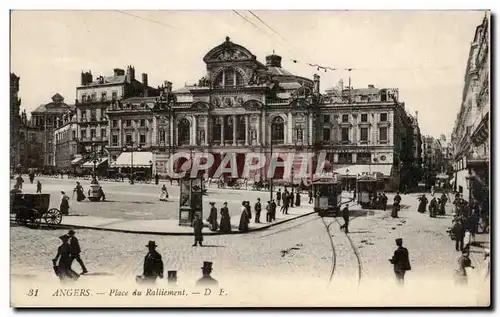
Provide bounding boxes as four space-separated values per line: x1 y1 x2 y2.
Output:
308 115 313 145
169 116 174 147
204 116 209 145
152 116 157 146
192 115 197 145
287 112 293 144
245 115 249 146
261 113 266 145
232 115 237 146
256 115 261 145
221 116 225 146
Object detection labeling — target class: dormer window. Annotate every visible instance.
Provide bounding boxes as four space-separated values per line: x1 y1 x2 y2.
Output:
213 68 244 87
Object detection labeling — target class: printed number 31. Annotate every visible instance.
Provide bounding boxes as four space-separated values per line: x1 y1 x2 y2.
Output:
27 289 38 297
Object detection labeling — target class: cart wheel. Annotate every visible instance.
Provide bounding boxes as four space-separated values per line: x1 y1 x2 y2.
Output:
45 208 62 226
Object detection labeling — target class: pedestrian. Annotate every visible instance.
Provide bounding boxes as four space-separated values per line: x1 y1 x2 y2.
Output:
192 214 204 247
136 241 164 284
167 271 177 285
29 172 34 184
155 173 159 185
16 175 24 189
389 238 411 285
238 202 250 232
98 186 106 201
429 197 438 218
290 189 295 207
244 201 252 220
60 191 70 216
452 217 466 252
265 200 272 222
453 251 474 285
281 192 289 215
52 234 79 283
308 189 313 204
73 182 86 202
483 249 490 282
394 192 402 206
159 184 169 201
339 206 350 233
271 199 277 221
196 261 219 287
382 193 388 211
417 194 428 213
276 189 282 206
219 202 232 233
254 198 262 223
67 230 88 275
207 202 219 232
295 190 301 207
36 180 42 193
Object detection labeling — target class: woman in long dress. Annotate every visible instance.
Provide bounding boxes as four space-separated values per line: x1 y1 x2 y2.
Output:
219 202 232 233
60 191 70 215
73 182 86 202
238 202 250 232
53 235 79 283
207 202 219 232
295 191 301 207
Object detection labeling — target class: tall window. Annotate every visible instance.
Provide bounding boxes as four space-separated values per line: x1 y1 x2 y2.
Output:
237 116 245 140
139 134 146 145
126 120 131 127
361 114 368 122
225 116 233 141
90 129 96 138
341 127 349 142
111 91 118 100
112 135 118 146
380 113 388 122
112 120 118 128
178 118 191 145
379 127 388 142
126 134 132 145
81 130 87 139
271 116 285 144
360 127 368 142
324 115 330 123
159 130 166 143
101 129 107 138
342 114 349 123
91 109 97 121
214 117 222 141
91 93 97 101
140 119 146 127
323 128 331 142
72 131 76 139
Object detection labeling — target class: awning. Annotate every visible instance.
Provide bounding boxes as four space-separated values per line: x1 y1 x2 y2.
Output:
71 157 84 165
115 152 153 168
332 164 392 177
82 158 109 168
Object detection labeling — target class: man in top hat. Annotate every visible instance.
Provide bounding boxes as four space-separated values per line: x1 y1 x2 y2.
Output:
389 238 411 285
167 270 177 285
67 230 88 274
196 261 219 287
139 241 164 283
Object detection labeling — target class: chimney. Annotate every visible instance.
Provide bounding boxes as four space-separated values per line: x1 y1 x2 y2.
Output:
313 74 320 94
126 65 135 83
142 73 148 87
265 54 282 67
368 84 375 88
80 71 93 85
114 68 125 76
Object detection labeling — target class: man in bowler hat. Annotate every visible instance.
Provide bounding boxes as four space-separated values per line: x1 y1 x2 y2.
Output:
196 261 219 287
389 238 411 285
192 214 204 247
68 230 88 274
137 241 164 284
167 270 177 285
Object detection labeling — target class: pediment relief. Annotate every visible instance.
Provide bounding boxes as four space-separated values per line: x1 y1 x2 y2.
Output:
203 37 256 64
242 100 263 111
190 101 211 110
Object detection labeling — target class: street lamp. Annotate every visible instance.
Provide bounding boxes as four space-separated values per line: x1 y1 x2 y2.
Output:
149 159 153 182
345 168 350 191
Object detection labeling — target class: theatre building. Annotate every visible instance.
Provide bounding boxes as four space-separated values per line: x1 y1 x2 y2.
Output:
106 37 417 190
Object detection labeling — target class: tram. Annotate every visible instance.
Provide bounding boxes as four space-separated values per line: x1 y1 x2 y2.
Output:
356 173 383 209
312 173 343 217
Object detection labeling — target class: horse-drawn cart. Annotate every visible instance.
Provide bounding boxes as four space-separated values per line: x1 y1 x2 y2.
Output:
10 193 62 227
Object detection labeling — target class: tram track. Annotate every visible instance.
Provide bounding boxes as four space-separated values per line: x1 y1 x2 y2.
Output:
320 217 337 286
257 213 321 238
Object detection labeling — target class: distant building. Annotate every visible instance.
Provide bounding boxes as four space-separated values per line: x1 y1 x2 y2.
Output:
10 73 21 169
74 66 161 172
450 15 490 208
53 109 79 170
30 93 73 167
18 111 45 169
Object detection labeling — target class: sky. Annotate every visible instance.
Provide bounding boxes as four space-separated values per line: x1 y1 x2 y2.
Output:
10 10 487 139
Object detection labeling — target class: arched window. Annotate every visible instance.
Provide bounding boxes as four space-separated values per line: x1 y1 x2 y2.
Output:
271 116 285 144
213 68 244 87
178 118 191 145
